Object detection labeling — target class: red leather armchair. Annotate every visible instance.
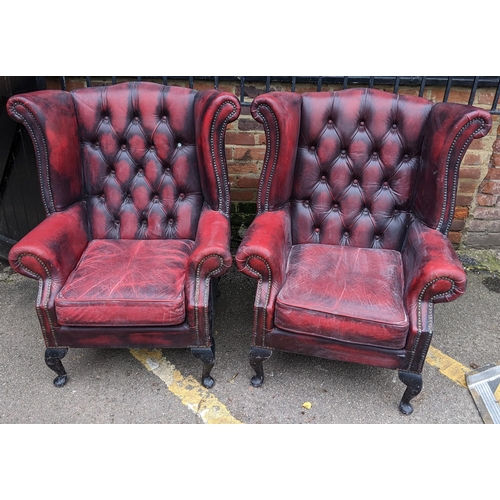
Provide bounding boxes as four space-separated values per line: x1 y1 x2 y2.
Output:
7 81 240 388
235 88 492 414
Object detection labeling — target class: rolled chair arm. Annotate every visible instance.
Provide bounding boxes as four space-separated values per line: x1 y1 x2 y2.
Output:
402 218 467 349
235 207 292 342
8 202 89 345
186 206 233 345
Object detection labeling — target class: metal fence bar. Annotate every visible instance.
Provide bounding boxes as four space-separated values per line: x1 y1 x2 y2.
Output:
265 77 270 93
393 76 401 94
343 76 349 90
468 76 479 106
317 77 323 92
369 77 375 88
492 79 500 113
291 77 297 92
419 77 427 97
443 76 453 102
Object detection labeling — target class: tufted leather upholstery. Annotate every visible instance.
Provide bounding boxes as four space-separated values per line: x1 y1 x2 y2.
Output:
6 82 240 387
236 88 492 413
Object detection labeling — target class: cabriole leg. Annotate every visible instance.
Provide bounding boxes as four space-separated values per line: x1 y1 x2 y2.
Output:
192 342 215 389
398 370 423 415
249 347 273 387
45 348 68 387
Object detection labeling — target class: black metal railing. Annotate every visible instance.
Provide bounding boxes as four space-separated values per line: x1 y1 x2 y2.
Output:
47 76 500 113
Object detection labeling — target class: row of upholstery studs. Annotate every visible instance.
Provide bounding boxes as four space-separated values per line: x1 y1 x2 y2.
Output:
308 146 411 162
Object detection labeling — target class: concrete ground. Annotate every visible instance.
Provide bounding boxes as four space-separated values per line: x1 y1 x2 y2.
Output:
0 252 499 425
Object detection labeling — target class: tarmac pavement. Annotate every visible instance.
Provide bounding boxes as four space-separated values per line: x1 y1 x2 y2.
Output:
0 253 499 425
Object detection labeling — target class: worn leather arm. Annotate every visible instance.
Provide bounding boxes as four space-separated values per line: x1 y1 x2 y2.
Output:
414 103 492 234
235 207 292 344
7 91 83 213
194 90 241 216
402 218 467 360
8 202 89 345
185 205 233 345
251 92 302 213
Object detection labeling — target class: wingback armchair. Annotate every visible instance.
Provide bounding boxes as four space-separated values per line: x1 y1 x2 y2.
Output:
7 81 240 388
235 88 491 413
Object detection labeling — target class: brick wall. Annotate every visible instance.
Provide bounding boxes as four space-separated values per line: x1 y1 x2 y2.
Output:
44 78 500 249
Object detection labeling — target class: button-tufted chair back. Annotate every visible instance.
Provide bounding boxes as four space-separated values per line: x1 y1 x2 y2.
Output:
290 88 433 250
53 81 229 241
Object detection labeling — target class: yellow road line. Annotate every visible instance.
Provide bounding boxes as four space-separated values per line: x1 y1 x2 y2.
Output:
425 345 469 387
130 348 242 424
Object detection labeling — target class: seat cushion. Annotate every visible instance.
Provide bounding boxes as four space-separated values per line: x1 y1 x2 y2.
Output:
274 244 409 348
56 239 194 327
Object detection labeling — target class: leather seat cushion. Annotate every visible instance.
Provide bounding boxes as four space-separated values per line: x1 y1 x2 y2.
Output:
56 239 194 326
275 244 409 348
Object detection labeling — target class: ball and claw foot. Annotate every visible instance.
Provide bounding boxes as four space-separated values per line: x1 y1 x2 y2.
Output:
398 370 423 415
45 348 68 387
192 346 216 389
249 347 273 388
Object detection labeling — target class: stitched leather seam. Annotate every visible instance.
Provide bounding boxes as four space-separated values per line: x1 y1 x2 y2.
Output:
409 276 455 368
17 253 57 346
255 104 279 213
9 103 54 214
195 253 224 345
438 117 486 232
244 255 271 346
210 100 237 217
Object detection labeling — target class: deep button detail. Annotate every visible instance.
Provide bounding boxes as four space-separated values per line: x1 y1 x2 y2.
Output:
103 116 109 122
110 169 115 175
359 121 365 127
168 218 174 224
332 203 339 210
374 235 380 240
352 179 359 185
344 231 349 237
363 208 369 214
179 193 185 200
133 117 139 123
320 175 326 182
372 152 378 158
142 220 147 226
121 144 127 151
328 119 333 124
138 168 144 175
114 220 120 226
383 181 389 188
310 145 316 151
165 167 171 174
177 143 182 148
394 209 400 215
126 193 131 199
315 228 320 233
341 149 346 157
94 141 99 148
161 116 167 121
392 124 397 129
150 145 155 151
404 154 409 160
153 195 159 202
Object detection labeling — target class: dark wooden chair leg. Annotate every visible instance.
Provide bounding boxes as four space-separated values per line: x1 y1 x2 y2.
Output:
192 343 215 389
45 348 68 387
249 347 273 387
398 370 423 415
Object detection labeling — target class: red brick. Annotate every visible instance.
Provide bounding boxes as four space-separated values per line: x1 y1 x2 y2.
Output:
477 90 498 105
470 138 487 150
480 180 500 195
229 176 260 189
450 219 465 231
228 164 260 175
473 207 500 219
457 194 473 206
454 206 469 219
226 132 255 146
492 153 500 168
447 231 462 245
458 179 478 195
256 134 267 145
238 119 262 132
462 153 482 165
476 193 498 206
231 189 257 202
459 166 482 180
233 146 266 161
484 167 500 180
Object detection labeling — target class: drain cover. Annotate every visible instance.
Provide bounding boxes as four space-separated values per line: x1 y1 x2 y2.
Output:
466 364 500 424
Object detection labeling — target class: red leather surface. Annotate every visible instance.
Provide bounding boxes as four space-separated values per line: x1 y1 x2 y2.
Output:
56 239 194 326
241 88 489 375
7 91 83 213
275 244 408 348
6 82 239 349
